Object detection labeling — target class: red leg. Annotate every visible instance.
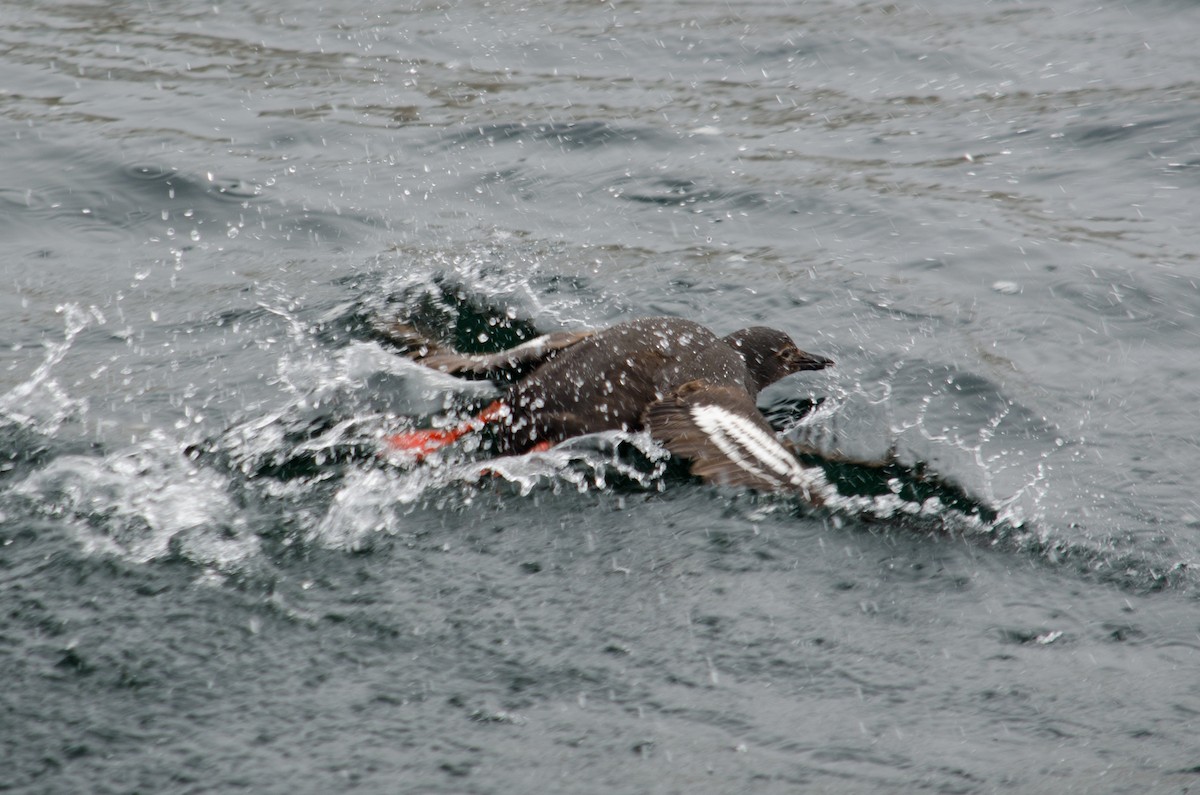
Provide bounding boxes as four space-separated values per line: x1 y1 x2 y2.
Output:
384 401 512 461
477 400 510 423
384 427 462 460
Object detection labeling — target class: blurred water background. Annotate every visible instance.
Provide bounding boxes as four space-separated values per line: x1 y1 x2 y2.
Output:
3 0 1200 791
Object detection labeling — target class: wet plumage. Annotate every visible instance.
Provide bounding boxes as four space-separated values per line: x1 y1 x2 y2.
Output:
393 316 833 498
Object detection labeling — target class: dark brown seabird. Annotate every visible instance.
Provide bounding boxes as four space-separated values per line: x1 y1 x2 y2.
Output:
386 317 833 499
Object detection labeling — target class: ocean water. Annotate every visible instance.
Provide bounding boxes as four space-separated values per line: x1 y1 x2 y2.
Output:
3 0 1200 792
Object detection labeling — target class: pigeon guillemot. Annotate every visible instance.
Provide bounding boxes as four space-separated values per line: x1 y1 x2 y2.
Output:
385 317 834 499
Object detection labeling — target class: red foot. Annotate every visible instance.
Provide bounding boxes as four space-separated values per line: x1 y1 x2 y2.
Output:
384 428 462 460
384 401 512 461
477 400 510 423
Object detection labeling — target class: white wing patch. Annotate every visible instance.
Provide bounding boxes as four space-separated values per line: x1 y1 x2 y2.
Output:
689 404 826 493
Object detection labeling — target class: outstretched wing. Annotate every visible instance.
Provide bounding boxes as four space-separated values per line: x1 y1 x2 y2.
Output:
643 380 830 502
380 322 593 383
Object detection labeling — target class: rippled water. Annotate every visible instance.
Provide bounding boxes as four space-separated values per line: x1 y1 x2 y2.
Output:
4 1 1200 791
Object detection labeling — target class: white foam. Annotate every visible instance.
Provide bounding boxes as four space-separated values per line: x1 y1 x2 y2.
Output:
312 430 671 549
13 435 258 568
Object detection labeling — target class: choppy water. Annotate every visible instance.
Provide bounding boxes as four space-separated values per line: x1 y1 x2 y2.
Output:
4 0 1200 791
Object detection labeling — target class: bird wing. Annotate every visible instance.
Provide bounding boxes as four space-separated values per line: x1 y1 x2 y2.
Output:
642 380 830 502
382 322 594 383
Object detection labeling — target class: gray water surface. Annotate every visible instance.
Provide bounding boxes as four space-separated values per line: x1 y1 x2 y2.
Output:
3 1 1200 792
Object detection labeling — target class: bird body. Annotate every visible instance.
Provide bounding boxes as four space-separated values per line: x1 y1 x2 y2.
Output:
388 316 832 498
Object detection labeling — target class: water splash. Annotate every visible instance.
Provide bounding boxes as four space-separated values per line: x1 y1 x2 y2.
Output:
784 359 1062 530
364 242 611 342
12 433 258 569
0 303 90 435
309 431 670 550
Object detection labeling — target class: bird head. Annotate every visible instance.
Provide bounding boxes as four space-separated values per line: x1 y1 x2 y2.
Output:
723 326 833 392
